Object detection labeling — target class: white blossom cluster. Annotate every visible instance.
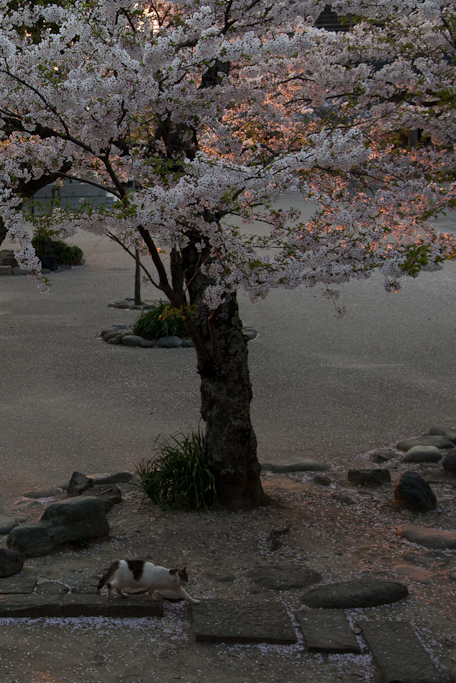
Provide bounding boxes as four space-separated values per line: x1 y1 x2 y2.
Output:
0 0 454 306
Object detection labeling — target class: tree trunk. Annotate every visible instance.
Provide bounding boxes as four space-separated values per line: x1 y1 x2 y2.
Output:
134 249 141 305
181 241 266 510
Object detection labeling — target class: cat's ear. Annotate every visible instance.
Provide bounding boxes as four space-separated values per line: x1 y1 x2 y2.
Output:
181 567 186 573
169 569 178 575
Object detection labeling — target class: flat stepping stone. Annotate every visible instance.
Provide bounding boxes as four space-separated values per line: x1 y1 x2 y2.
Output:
301 577 408 609
397 435 453 452
397 524 456 549
191 598 297 644
61 594 163 618
361 620 448 683
261 460 330 473
297 609 360 654
247 565 322 590
0 593 163 618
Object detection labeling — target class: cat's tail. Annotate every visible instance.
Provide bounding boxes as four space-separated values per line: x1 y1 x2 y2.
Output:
97 561 119 593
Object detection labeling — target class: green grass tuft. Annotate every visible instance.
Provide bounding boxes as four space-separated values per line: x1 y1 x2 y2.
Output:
135 430 216 511
132 300 189 340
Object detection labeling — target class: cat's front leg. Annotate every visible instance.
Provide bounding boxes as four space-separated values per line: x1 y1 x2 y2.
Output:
178 588 200 604
116 588 128 598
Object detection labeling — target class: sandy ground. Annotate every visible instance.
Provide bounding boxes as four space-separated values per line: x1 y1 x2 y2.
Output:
0 205 455 681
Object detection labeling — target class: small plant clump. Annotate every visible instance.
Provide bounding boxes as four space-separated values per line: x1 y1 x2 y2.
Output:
132 300 190 340
31 234 84 266
135 430 216 511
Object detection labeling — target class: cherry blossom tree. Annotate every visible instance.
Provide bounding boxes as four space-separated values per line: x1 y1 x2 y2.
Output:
0 0 454 508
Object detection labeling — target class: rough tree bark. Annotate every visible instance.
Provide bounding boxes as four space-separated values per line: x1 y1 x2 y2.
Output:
181 240 266 510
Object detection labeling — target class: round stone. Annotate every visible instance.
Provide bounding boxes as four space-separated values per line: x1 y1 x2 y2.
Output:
121 335 145 347
394 471 437 512
402 446 443 463
155 336 182 348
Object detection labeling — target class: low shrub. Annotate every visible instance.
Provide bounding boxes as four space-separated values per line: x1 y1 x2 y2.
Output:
135 430 216 511
31 235 84 266
132 300 189 340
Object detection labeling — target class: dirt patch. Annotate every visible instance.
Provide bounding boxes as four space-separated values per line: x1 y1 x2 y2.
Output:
1 452 456 682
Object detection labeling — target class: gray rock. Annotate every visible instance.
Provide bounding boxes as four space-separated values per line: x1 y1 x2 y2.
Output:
191 598 297 644
180 339 194 348
397 524 456 549
7 497 109 557
361 620 448 683
121 335 144 347
397 435 453 451
261 460 330 473
141 340 157 347
247 565 322 590
301 577 408 609
155 336 182 348
91 472 133 485
428 425 456 442
402 446 442 463
0 549 25 577
0 516 21 535
68 472 94 497
347 469 391 486
6 521 56 557
297 609 360 654
102 330 123 341
394 471 437 512
242 328 258 341
0 265 12 276
107 335 122 344
443 448 456 473
41 497 110 540
80 484 122 513
12 266 28 275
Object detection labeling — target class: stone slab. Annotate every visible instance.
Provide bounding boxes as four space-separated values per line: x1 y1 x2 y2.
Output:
397 524 456 549
0 593 163 618
361 620 448 683
247 565 322 590
297 609 360 654
191 598 297 644
61 594 164 618
0 595 64 618
0 575 37 594
301 577 408 609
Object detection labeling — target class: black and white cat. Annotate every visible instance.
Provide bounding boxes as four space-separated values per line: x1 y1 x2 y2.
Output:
97 560 200 603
